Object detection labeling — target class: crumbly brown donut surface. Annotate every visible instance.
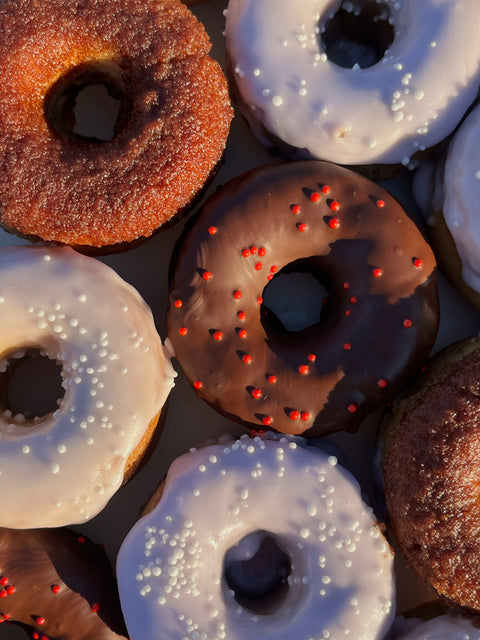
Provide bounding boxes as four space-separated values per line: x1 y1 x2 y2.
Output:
382 337 480 611
0 0 232 249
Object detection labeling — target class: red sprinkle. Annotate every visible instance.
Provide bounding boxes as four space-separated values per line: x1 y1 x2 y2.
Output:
329 200 340 212
298 365 309 375
208 226 217 235
257 296 263 305
377 378 388 389
350 296 358 304
178 326 188 336
297 222 307 232
51 585 61 594
328 217 340 229
242 249 250 258
258 247 266 257
300 411 310 421
372 268 383 278
308 353 316 362
289 410 300 420
322 185 331 195
255 262 263 271
267 375 277 384
251 428 267 437
242 354 253 364
344 309 351 317
77 537 86 544
5 586 14 595
403 318 413 328
376 199 385 208
343 281 350 289
238 329 247 339
344 342 352 350
413 258 423 268
202 271 212 281
291 204 301 214
251 389 262 399
270 265 278 273
92 603 101 613
233 290 242 299
262 416 273 426
347 403 358 413
0 591 6 599
213 331 223 341
35 617 46 626
238 311 247 320
193 380 203 390
250 246 258 255
174 299 183 308
310 191 321 202
0 578 7 587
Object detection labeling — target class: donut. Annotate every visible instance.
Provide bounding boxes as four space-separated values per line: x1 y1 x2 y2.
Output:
413 103 480 310
0 526 128 639
224 0 480 172
381 336 480 611
388 614 480 640
0 244 176 529
117 433 396 640
167 160 439 437
0 0 232 250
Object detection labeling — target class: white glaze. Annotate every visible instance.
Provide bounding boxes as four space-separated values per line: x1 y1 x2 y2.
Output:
0 245 176 528
117 433 395 640
426 104 480 295
389 614 480 640
225 0 480 167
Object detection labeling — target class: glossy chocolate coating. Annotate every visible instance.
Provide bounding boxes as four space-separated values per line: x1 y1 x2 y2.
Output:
0 527 128 639
167 161 439 437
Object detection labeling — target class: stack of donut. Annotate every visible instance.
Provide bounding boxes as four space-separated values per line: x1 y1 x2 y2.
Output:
2 0 480 638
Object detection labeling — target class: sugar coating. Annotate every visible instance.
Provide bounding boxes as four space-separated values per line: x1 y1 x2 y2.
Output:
389 614 480 640
117 433 395 640
0 245 176 528
225 0 480 166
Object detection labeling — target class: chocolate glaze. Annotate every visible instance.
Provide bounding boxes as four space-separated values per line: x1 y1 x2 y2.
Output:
167 161 439 437
0 527 128 639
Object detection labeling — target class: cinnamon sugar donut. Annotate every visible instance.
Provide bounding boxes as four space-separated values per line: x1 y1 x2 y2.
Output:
225 0 480 172
382 336 480 612
0 526 128 638
167 161 439 437
0 245 176 529
0 0 232 250
117 433 396 640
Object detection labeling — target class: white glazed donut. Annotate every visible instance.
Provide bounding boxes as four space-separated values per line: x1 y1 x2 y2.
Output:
117 433 396 640
225 0 480 168
0 244 176 529
413 103 480 300
388 615 480 640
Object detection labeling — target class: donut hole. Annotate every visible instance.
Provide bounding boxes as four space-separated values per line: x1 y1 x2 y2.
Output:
262 266 328 332
223 530 292 614
0 349 64 423
320 1 395 69
44 61 130 143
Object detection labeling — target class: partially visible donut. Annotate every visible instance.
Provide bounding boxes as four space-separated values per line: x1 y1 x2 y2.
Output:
225 0 480 171
117 433 396 640
413 103 480 310
0 526 128 639
0 0 232 250
0 245 176 529
388 614 480 640
381 336 480 612
167 160 439 437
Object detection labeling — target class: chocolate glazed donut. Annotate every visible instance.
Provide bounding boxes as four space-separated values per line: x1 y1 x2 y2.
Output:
0 527 128 639
167 161 439 437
